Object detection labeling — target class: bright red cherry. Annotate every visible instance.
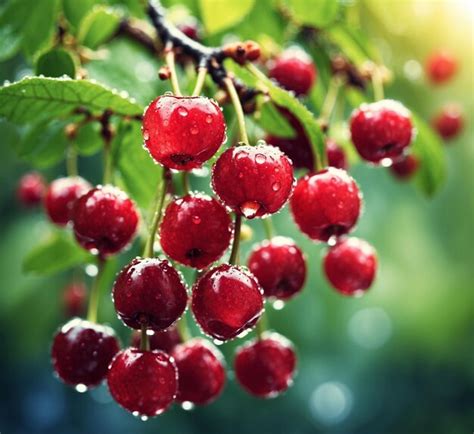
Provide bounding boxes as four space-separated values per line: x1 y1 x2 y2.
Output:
172 338 226 405
390 154 420 180
142 95 226 171
426 50 458 84
130 325 182 353
326 138 348 170
51 318 120 388
212 144 294 219
17 171 46 206
113 257 188 331
350 100 414 163
72 185 139 256
248 237 306 300
323 237 377 296
44 177 91 226
192 264 264 341
290 167 361 242
107 348 177 417
63 282 87 317
268 48 317 96
234 333 296 398
432 104 464 140
160 193 233 269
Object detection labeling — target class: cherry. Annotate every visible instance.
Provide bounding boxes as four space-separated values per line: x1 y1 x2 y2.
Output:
323 237 377 296
268 48 317 96
177 19 201 41
192 264 264 341
234 332 296 398
72 185 139 256
17 171 46 206
44 177 91 226
326 138 348 170
390 154 420 180
63 282 87 317
248 237 306 300
432 104 464 140
171 338 226 405
107 348 177 417
131 325 182 353
290 167 361 242
212 144 294 219
142 95 226 171
113 257 188 331
350 99 414 163
426 50 458 84
160 193 233 269
51 318 120 388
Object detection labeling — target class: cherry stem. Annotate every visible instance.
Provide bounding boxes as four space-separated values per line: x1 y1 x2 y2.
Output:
140 323 150 351
229 213 242 265
192 67 207 96
224 77 249 145
66 143 78 177
262 218 274 239
86 256 106 323
165 45 182 96
181 171 190 195
177 315 191 342
372 66 384 101
320 76 342 124
256 309 267 340
246 62 268 82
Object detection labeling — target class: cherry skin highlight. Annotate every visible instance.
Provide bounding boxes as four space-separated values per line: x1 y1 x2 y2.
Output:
62 282 87 318
130 325 182 353
290 167 362 242
44 176 91 226
323 237 377 296
142 95 226 171
326 138 348 170
234 332 297 398
113 257 188 331
248 236 306 300
350 99 414 163
172 338 226 405
425 50 458 84
160 193 233 269
212 144 294 219
192 264 264 341
107 348 178 417
390 154 420 180
432 104 464 140
51 318 120 388
17 171 46 206
72 185 139 256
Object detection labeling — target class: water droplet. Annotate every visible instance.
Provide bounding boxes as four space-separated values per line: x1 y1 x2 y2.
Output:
190 127 199 135
272 182 281 192
143 130 150 140
238 172 244 179
181 401 195 411
213 339 224 346
272 300 285 310
178 107 188 117
256 139 267 146
140 415 149 421
205 115 213 124
255 154 266 164
192 215 201 224
164 91 173 96
163 120 169 127
240 201 260 219
85 264 98 277
75 384 88 393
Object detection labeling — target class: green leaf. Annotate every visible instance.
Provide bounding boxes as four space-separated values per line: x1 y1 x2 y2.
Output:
35 48 77 78
199 0 255 34
74 122 103 156
23 231 93 276
78 6 121 49
255 99 296 138
63 0 98 30
0 1 25 61
285 0 340 28
0 76 143 124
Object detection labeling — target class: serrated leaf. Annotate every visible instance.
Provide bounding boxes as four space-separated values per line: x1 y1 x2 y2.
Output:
78 6 121 49
285 0 339 28
0 76 143 124
255 99 296 138
35 48 77 78
198 0 255 34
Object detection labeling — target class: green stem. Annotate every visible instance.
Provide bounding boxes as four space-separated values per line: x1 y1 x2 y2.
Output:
372 66 384 101
256 309 267 340
165 46 182 96
66 144 78 177
247 62 269 83
320 76 342 123
177 315 191 342
140 323 150 351
224 77 249 145
262 218 274 240
86 256 106 323
229 213 242 265
192 67 207 96
181 171 190 195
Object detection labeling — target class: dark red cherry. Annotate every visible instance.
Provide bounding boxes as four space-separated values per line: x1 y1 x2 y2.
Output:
160 193 233 269
177 19 201 41
192 264 264 341
113 257 188 331
432 104 464 140
130 325 182 353
142 95 226 170
390 154 420 180
172 338 226 405
51 318 120 388
17 171 46 206
248 237 306 300
426 50 458 84
234 333 296 398
326 138 348 170
107 348 177 417
63 282 87 317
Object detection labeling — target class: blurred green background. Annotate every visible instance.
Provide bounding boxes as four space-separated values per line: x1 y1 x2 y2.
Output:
0 0 473 433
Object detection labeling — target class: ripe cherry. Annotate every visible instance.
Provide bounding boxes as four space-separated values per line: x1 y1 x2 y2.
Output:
44 177 91 226
107 348 177 417
172 338 226 405
350 100 414 163
72 185 139 256
426 50 458 84
131 325 182 353
268 48 317 96
17 171 46 206
290 167 362 242
160 193 233 269
323 237 377 296
326 138 348 170
234 332 296 398
63 282 87 317
192 264 264 341
113 257 188 331
390 154 420 180
432 104 464 140
248 237 306 300
51 318 120 388
142 95 226 170
212 144 294 219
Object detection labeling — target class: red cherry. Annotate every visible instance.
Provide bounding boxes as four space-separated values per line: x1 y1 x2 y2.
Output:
323 237 377 296
142 95 226 171
63 282 87 317
107 348 177 417
172 338 226 405
234 333 296 398
326 138 348 170
113 257 188 331
390 154 420 180
426 50 458 84
130 325 182 353
44 177 91 226
212 144 294 219
72 185 139 256
160 193 233 269
248 237 306 300
350 100 414 163
268 48 317 96
177 19 201 41
17 171 46 206
432 104 464 140
290 168 362 242
51 318 120 388
192 264 264 341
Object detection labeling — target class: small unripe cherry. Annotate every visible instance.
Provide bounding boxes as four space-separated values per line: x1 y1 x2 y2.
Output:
326 138 348 170
425 50 458 84
390 154 420 180
63 282 87 317
17 172 47 206
432 104 464 140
